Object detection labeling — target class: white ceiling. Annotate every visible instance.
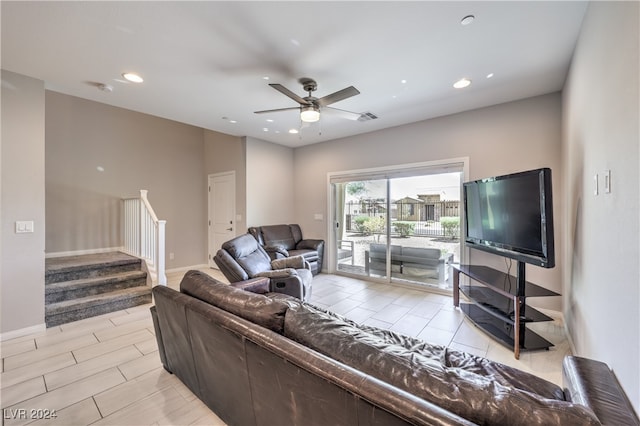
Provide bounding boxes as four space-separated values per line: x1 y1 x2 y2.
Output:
1 1 588 147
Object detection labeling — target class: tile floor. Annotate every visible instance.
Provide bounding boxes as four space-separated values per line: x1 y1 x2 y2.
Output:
1 268 570 425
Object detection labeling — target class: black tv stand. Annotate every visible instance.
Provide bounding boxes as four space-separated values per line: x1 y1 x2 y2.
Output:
452 263 560 359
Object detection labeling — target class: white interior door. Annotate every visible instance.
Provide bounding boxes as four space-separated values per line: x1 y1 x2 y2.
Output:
208 171 236 268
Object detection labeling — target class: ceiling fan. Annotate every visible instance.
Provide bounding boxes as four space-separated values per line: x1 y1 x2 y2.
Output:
255 78 361 122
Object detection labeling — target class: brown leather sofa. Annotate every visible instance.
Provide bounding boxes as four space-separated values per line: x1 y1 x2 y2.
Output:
151 270 640 426
249 224 324 275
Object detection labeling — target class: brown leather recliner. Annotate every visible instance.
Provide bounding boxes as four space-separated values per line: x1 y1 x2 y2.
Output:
214 233 313 301
248 224 324 275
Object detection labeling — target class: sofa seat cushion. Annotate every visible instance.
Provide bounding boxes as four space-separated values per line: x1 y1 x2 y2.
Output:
288 249 318 263
179 270 296 334
284 303 600 426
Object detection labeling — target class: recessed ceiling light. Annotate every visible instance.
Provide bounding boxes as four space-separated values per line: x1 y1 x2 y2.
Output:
122 72 143 83
266 119 274 123
461 15 475 26
263 128 269 132
289 129 299 134
486 73 494 79
229 120 237 124
263 76 270 80
401 79 407 84
453 78 472 89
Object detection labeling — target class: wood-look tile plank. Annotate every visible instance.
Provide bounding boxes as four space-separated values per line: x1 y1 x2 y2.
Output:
44 345 142 390
155 397 219 425
72 329 153 363
1 339 36 358
1 352 76 389
92 386 186 425
134 338 159 355
109 308 151 326
93 366 174 417
3 334 97 371
117 350 161 381
0 376 46 408
35 321 113 348
27 397 102 426
3 368 125 426
94 318 153 342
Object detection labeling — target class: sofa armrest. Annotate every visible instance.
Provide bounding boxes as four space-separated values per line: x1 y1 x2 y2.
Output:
296 239 324 251
230 277 271 294
255 268 298 279
150 306 171 373
264 245 289 259
563 355 639 425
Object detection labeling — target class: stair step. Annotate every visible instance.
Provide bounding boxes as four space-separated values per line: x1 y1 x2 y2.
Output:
45 252 142 284
45 270 148 304
45 286 152 327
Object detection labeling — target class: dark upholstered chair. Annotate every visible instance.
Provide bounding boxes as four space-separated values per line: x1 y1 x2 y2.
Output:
214 233 313 301
248 224 324 275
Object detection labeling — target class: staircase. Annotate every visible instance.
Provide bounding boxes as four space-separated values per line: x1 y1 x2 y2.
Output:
45 252 152 327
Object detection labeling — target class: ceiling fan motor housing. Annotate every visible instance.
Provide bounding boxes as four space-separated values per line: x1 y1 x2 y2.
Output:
299 78 318 93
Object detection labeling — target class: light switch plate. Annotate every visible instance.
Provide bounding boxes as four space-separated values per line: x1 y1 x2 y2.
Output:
314 213 323 221
16 221 34 233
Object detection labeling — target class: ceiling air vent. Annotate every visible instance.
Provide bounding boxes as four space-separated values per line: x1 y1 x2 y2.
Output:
358 112 378 122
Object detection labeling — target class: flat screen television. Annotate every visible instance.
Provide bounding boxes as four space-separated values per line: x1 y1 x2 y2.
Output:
463 168 555 269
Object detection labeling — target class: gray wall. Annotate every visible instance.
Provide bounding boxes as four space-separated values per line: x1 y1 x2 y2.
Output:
204 130 247 235
1 71 46 335
246 136 295 228
562 1 639 411
45 91 207 269
293 93 563 310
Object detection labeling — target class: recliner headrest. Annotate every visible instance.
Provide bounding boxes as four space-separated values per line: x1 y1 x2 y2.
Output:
223 233 260 259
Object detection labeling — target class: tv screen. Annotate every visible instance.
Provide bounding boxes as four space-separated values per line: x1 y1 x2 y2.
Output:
463 168 555 268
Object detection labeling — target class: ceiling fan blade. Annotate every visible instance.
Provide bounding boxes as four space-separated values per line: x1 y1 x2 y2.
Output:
269 84 309 105
254 107 300 114
324 107 362 121
317 86 360 107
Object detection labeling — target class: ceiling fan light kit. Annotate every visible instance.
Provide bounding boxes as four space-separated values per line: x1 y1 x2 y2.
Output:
300 105 320 122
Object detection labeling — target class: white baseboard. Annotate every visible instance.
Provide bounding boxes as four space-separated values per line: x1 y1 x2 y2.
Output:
1 323 46 342
165 264 210 275
45 247 124 258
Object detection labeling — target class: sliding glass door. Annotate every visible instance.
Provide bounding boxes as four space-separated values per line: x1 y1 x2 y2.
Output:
331 161 464 290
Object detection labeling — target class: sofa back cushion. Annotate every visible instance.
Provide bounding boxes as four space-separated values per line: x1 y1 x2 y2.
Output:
260 225 297 250
179 270 295 333
284 303 600 425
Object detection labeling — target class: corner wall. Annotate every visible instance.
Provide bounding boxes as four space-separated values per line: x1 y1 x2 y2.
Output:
45 91 207 269
1 70 46 336
562 1 639 411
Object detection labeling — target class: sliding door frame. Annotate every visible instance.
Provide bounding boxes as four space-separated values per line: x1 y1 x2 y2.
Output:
326 158 469 281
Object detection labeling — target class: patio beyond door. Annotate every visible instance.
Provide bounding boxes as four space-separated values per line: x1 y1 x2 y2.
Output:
332 167 463 290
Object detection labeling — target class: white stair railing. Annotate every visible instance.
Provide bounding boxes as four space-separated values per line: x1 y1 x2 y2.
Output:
123 190 167 285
